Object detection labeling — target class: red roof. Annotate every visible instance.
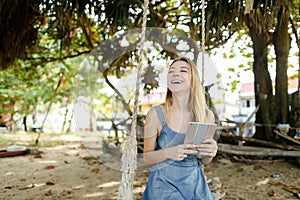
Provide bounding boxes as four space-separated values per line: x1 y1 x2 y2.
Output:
289 78 298 89
240 78 298 94
240 83 254 93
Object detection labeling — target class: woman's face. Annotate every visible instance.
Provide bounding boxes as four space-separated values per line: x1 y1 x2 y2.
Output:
167 60 192 93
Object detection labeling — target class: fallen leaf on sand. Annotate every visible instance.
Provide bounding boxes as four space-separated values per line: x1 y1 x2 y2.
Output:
44 165 56 170
45 180 55 185
45 189 52 196
236 168 244 172
268 190 276 196
253 165 265 170
61 190 72 196
283 187 300 197
268 179 287 187
217 158 232 165
91 167 100 173
34 154 43 158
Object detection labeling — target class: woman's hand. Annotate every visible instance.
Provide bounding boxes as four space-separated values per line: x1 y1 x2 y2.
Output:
165 144 198 161
196 138 218 158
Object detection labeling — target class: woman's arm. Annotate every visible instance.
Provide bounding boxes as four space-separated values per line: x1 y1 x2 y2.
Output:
143 107 198 165
143 107 168 165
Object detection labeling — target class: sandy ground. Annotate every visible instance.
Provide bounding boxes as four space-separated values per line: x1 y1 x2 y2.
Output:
1 132 300 200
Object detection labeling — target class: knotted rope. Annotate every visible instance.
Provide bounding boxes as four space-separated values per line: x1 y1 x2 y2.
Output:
117 0 149 199
201 0 205 85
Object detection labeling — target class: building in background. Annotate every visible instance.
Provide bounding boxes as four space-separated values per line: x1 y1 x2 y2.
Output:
236 78 299 136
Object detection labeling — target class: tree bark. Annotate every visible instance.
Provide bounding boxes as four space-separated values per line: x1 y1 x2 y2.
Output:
273 6 290 124
249 30 274 140
23 116 27 132
245 9 274 141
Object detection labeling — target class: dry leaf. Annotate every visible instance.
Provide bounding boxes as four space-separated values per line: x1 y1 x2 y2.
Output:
45 180 55 185
80 175 90 179
268 190 276 196
61 190 72 196
268 179 287 187
80 143 86 149
283 187 300 194
34 154 43 159
44 165 56 170
91 167 99 173
253 165 265 170
217 158 232 165
204 169 213 174
45 189 52 196
236 168 244 172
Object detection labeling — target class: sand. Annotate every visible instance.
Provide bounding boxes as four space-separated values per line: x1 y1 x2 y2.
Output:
0 132 299 200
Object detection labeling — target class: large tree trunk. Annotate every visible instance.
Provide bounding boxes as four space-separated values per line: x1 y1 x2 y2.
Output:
246 10 274 141
273 6 290 124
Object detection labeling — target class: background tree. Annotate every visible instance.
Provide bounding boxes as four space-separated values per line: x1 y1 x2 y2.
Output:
202 0 299 141
0 0 298 143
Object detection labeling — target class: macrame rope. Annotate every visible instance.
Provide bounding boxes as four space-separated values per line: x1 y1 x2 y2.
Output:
117 0 149 199
201 0 205 85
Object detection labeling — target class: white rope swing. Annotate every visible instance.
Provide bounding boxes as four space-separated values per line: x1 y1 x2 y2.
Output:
117 0 149 199
117 0 207 199
201 0 206 85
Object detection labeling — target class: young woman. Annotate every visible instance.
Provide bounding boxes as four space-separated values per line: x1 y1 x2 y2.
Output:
141 57 217 200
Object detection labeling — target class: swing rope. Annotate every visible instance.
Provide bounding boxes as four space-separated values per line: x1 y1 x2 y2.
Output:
117 0 149 199
201 0 206 86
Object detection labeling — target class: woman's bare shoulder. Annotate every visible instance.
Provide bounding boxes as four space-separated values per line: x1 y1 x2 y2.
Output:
146 105 164 127
147 105 163 117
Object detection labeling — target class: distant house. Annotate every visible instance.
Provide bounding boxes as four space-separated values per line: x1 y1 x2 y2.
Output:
214 101 239 122
239 78 298 113
237 78 299 136
131 92 166 115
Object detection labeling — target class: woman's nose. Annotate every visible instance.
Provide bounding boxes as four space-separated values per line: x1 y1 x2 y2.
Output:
173 70 179 76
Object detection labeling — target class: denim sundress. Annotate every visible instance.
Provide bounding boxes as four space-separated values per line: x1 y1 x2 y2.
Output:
141 106 214 200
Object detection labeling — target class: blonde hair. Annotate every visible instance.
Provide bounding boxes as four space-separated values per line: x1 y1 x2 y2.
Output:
163 57 208 122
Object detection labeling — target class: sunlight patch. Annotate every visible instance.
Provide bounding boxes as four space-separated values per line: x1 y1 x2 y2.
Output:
98 181 120 188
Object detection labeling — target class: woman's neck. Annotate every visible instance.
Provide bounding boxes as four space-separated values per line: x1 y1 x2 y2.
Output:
171 91 190 111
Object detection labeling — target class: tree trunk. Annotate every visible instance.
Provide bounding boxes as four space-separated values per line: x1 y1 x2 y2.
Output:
273 6 290 124
23 116 27 132
290 91 300 133
246 11 274 141
36 71 64 144
66 110 73 133
61 106 69 132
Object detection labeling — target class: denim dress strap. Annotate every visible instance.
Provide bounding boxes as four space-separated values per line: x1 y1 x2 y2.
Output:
155 106 166 126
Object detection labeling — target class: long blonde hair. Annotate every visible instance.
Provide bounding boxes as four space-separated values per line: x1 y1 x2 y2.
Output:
163 57 208 122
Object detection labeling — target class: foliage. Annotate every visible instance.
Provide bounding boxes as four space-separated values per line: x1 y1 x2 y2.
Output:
0 0 41 69
0 0 298 140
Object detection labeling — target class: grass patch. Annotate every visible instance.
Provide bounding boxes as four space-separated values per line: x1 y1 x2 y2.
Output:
0 131 82 148
0 135 14 147
28 140 79 147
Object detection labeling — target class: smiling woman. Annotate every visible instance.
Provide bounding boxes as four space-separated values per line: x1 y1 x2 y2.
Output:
167 60 192 93
141 57 218 200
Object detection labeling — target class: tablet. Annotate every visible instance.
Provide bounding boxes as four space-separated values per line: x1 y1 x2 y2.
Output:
184 122 217 145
